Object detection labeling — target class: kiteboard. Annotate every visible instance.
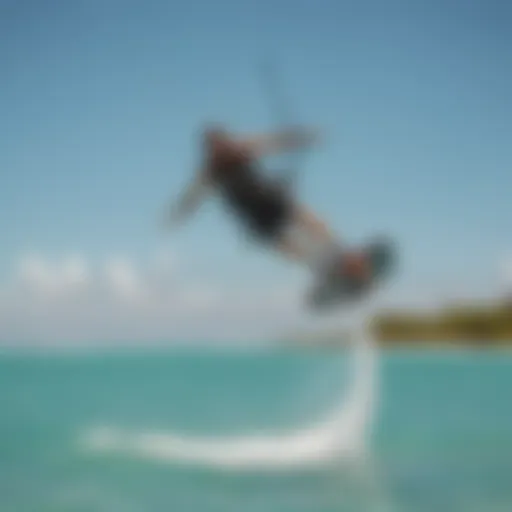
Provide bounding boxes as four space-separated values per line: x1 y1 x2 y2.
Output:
306 236 396 311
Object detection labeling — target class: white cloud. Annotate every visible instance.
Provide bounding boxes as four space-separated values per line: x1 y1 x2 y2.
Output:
18 255 54 291
0 252 301 346
62 256 89 288
104 258 146 302
17 254 90 298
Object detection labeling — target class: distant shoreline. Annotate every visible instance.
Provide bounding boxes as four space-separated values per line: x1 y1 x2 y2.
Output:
283 299 512 347
374 299 512 347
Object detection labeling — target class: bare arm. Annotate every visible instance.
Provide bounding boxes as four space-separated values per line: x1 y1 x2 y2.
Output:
239 127 321 158
163 169 211 229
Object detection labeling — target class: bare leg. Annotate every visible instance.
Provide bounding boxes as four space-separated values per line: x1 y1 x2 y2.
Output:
293 204 337 245
273 205 339 271
274 204 370 279
274 235 308 263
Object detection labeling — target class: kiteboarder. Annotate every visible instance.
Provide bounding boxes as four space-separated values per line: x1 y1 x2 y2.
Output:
164 125 393 309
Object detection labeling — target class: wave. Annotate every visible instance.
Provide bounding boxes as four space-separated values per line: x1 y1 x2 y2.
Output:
81 320 378 471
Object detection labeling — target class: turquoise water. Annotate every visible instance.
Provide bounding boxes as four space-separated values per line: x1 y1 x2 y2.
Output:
1 348 511 511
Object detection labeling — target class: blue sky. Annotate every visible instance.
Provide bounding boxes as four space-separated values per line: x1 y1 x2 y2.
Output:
1 0 511 342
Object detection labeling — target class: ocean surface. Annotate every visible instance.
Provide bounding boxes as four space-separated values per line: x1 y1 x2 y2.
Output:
1 344 511 512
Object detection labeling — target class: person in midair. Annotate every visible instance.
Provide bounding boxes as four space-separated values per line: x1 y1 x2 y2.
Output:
164 125 389 308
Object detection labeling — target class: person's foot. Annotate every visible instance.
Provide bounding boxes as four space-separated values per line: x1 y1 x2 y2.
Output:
306 238 396 311
337 251 372 282
306 251 370 310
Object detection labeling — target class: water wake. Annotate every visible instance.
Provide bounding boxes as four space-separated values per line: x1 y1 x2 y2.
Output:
82 321 378 471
